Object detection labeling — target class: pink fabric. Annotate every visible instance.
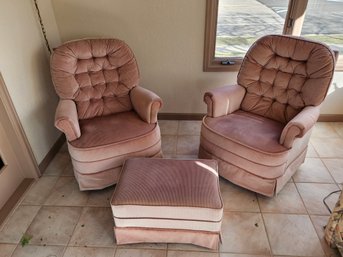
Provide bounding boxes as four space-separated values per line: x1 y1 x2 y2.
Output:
74 151 162 191
70 140 161 174
111 158 222 249
51 38 139 120
200 137 286 179
238 35 335 123
51 39 163 191
130 86 162 124
280 106 320 148
204 110 287 153
204 84 246 117
55 100 80 141
68 120 161 162
199 144 307 197
276 147 307 194
70 111 156 148
199 35 335 196
114 227 220 250
113 217 221 232
112 158 221 208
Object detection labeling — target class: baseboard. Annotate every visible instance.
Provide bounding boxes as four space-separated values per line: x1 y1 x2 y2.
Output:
38 134 65 173
318 114 343 122
159 113 343 122
158 113 205 120
0 178 34 226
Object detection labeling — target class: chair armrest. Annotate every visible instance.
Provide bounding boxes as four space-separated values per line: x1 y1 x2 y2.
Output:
280 106 320 148
204 85 246 117
55 100 81 141
130 86 162 124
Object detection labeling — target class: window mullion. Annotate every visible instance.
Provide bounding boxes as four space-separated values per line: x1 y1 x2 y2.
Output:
283 0 308 36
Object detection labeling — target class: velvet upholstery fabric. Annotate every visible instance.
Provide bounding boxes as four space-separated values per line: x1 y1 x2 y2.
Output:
111 158 223 249
238 35 335 123
55 99 80 141
51 39 163 190
199 35 335 197
114 227 220 250
51 39 139 120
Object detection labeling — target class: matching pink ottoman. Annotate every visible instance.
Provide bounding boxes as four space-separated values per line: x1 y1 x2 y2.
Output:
111 158 223 249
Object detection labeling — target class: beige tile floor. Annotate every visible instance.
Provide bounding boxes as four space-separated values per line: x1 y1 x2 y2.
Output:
1 121 343 257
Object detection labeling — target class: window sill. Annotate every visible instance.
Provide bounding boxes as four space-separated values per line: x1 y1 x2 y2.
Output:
203 57 343 72
203 58 242 72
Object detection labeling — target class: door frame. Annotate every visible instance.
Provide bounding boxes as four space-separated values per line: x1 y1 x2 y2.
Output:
0 73 40 179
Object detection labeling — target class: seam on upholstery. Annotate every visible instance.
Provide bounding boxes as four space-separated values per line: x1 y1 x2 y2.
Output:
202 116 288 155
200 145 285 180
73 152 162 191
56 119 77 140
115 227 221 235
74 165 122 175
69 123 158 150
200 146 277 196
150 101 161 123
113 215 223 223
199 144 285 180
71 139 161 163
110 151 162 203
202 143 306 181
112 158 223 210
201 136 286 169
113 188 223 210
65 45 78 60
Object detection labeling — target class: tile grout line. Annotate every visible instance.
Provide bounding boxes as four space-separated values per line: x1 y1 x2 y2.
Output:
330 122 343 139
53 154 89 257
320 157 342 189
256 193 274 257
8 204 43 257
294 182 329 257
58 194 85 257
0 179 40 232
112 244 117 257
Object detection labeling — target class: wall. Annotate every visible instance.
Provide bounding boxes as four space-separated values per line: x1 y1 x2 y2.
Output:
51 0 236 114
51 0 342 115
0 0 60 164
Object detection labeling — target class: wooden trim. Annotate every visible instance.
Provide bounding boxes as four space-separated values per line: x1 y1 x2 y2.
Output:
38 134 65 173
283 0 308 35
158 113 205 120
335 54 343 71
203 0 242 72
318 114 343 122
203 0 217 71
0 74 40 178
0 178 34 226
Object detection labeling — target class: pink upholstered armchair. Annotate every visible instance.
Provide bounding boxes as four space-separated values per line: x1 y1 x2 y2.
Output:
199 35 335 197
51 39 162 190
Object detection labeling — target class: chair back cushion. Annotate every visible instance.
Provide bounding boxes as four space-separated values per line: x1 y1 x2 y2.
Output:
51 39 139 119
237 35 335 123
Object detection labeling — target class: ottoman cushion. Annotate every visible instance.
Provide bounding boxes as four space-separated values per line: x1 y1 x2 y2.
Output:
111 158 223 249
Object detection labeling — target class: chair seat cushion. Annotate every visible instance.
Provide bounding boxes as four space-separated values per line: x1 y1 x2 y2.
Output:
68 111 161 163
204 110 286 153
111 158 223 232
71 111 155 148
201 110 289 179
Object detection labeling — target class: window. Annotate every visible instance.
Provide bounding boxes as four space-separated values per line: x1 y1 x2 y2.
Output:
204 0 343 71
300 0 343 70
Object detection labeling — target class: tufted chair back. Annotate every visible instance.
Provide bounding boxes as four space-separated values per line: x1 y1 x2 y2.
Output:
237 35 335 124
51 39 139 120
